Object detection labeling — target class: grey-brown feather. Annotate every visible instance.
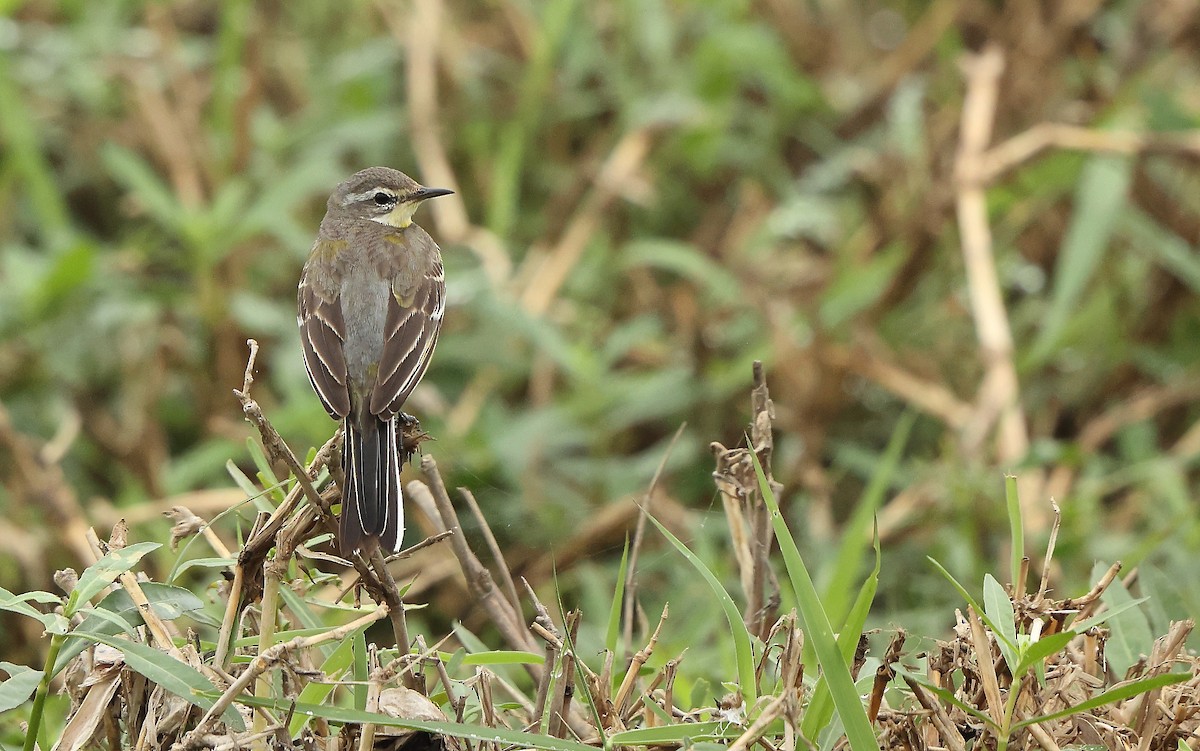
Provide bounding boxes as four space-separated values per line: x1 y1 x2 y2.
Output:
298 166 446 555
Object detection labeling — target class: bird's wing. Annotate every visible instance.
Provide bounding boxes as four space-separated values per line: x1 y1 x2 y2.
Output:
298 264 352 419
369 256 444 418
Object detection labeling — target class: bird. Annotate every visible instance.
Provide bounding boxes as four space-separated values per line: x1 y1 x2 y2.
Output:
297 167 453 556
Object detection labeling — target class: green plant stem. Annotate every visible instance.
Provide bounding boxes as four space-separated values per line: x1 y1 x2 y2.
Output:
254 563 282 741
997 678 1022 751
1005 474 1023 590
24 633 64 751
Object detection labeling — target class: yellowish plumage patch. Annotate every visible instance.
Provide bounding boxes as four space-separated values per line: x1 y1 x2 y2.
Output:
371 201 421 228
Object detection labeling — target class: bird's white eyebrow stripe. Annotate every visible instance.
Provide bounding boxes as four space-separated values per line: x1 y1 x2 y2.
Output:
344 188 397 203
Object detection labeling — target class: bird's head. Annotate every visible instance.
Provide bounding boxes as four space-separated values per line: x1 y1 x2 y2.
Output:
329 167 453 228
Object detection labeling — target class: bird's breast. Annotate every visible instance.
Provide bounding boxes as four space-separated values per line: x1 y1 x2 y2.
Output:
339 262 391 388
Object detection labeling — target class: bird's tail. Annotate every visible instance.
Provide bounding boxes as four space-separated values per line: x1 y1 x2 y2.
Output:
341 415 403 556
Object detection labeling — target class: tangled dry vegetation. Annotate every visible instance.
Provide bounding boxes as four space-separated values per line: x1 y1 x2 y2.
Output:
24 354 1197 751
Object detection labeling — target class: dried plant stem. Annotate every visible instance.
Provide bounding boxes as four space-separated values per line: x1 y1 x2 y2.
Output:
186 605 389 742
980 124 1200 184
530 639 558 732
233 341 329 526
967 606 1005 730
357 666 384 751
213 566 244 670
367 548 412 669
460 487 522 620
415 455 532 651
84 528 187 662
614 604 668 716
547 610 581 737
624 422 685 659
727 694 787 751
905 676 968 751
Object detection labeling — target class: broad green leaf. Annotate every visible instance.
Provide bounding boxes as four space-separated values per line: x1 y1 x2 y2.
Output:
70 632 244 731
169 557 236 580
352 629 368 711
1012 631 1076 677
983 574 1019 671
0 662 43 713
288 634 358 735
69 542 161 615
1095 562 1152 677
0 586 67 634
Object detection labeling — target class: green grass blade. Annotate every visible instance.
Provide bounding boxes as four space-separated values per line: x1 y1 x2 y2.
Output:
646 513 758 704
69 542 161 615
822 412 914 625
902 672 998 729
1005 474 1023 589
750 451 879 751
926 557 1018 656
461 651 545 666
610 721 748 745
1026 155 1132 367
287 635 357 735
352 628 368 711
230 694 598 751
0 661 42 714
801 522 882 739
1095 562 1153 677
1012 673 1188 730
606 535 631 654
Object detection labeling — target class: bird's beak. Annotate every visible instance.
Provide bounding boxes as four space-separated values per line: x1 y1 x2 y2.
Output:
412 187 454 201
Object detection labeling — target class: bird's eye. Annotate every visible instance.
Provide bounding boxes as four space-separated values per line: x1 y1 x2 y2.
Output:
373 192 394 206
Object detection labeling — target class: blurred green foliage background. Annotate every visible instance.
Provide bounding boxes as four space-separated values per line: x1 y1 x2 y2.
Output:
2 0 1200 665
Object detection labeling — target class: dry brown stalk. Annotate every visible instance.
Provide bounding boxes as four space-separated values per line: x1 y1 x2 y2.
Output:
868 631 906 723
415 455 534 651
624 422 686 662
547 610 582 738
184 605 389 746
459 487 523 620
904 675 968 751
979 124 1200 184
530 637 557 731
967 605 1006 728
953 46 1041 523
709 366 783 642
727 693 787 751
357 657 384 751
519 128 654 317
380 0 511 284
84 527 189 665
614 604 668 717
